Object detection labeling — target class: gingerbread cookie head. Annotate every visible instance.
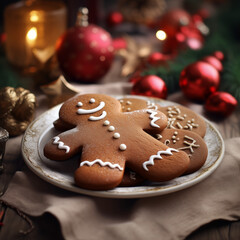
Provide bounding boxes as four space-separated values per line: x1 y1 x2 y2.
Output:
44 93 190 190
58 94 122 127
119 98 149 112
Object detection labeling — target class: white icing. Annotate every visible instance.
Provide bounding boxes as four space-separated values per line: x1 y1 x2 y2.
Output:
103 120 110 126
77 101 105 114
77 102 83 107
143 148 179 171
113 133 120 139
178 135 200 153
176 122 183 129
89 111 107 121
147 110 160 128
119 144 127 151
147 101 158 110
52 136 70 153
89 98 95 103
80 159 123 171
108 126 115 132
156 134 162 140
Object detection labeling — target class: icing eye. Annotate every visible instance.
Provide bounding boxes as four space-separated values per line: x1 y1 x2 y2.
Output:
77 102 83 107
89 98 95 103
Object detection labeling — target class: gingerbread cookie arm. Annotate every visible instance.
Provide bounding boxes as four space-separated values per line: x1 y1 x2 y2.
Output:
75 146 126 190
53 118 75 131
128 109 168 132
44 128 83 161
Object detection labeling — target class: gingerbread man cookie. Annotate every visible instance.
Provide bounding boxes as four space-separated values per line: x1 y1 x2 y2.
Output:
44 94 190 190
119 97 206 137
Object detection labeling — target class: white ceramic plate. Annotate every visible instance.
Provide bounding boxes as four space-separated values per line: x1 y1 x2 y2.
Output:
21 96 225 198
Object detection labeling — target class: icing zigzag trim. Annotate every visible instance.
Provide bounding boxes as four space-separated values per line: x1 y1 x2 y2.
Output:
147 109 160 128
80 159 123 171
53 136 70 153
143 148 179 171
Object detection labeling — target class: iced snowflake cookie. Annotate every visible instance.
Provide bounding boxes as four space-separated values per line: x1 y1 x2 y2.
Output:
119 97 206 137
44 93 190 190
155 129 208 174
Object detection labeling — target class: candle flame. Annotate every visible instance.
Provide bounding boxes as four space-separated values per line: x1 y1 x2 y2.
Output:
30 12 39 22
27 27 37 41
156 30 167 41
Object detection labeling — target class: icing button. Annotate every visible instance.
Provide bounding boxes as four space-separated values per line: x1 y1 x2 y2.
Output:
113 133 120 139
108 126 115 132
119 144 127 151
103 120 110 126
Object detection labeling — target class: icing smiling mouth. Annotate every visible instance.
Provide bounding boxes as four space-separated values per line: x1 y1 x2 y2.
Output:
77 99 107 121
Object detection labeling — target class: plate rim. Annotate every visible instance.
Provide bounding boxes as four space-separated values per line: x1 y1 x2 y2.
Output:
21 95 225 199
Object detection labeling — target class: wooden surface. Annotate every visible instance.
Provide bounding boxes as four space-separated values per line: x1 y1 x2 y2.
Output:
0 91 239 240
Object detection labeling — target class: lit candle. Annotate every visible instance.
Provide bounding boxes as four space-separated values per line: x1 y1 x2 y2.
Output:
26 27 37 45
4 0 67 69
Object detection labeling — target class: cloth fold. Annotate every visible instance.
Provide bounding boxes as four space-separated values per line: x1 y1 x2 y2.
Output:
1 137 240 240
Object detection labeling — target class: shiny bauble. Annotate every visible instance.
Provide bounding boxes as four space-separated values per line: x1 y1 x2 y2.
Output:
56 24 114 83
179 61 220 101
213 51 224 61
201 55 223 72
205 92 238 117
107 11 123 27
147 52 171 66
156 9 192 38
131 75 167 99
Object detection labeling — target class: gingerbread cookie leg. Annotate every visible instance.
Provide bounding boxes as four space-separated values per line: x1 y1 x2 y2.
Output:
75 146 126 190
125 130 190 182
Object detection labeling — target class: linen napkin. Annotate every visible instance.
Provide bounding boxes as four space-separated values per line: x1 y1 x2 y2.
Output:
1 135 240 240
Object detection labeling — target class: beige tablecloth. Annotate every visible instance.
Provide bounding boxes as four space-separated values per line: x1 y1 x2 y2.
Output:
1 84 240 240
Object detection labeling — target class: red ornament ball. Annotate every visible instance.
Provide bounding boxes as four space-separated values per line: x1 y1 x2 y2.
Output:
179 61 220 101
213 51 224 61
131 75 167 99
205 92 238 117
56 24 114 83
107 11 123 27
201 56 223 72
156 9 192 37
147 52 171 66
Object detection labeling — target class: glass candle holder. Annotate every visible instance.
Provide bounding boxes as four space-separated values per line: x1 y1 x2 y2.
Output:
0 128 9 173
4 0 67 70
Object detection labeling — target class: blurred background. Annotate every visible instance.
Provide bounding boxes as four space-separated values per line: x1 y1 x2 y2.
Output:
0 0 239 117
